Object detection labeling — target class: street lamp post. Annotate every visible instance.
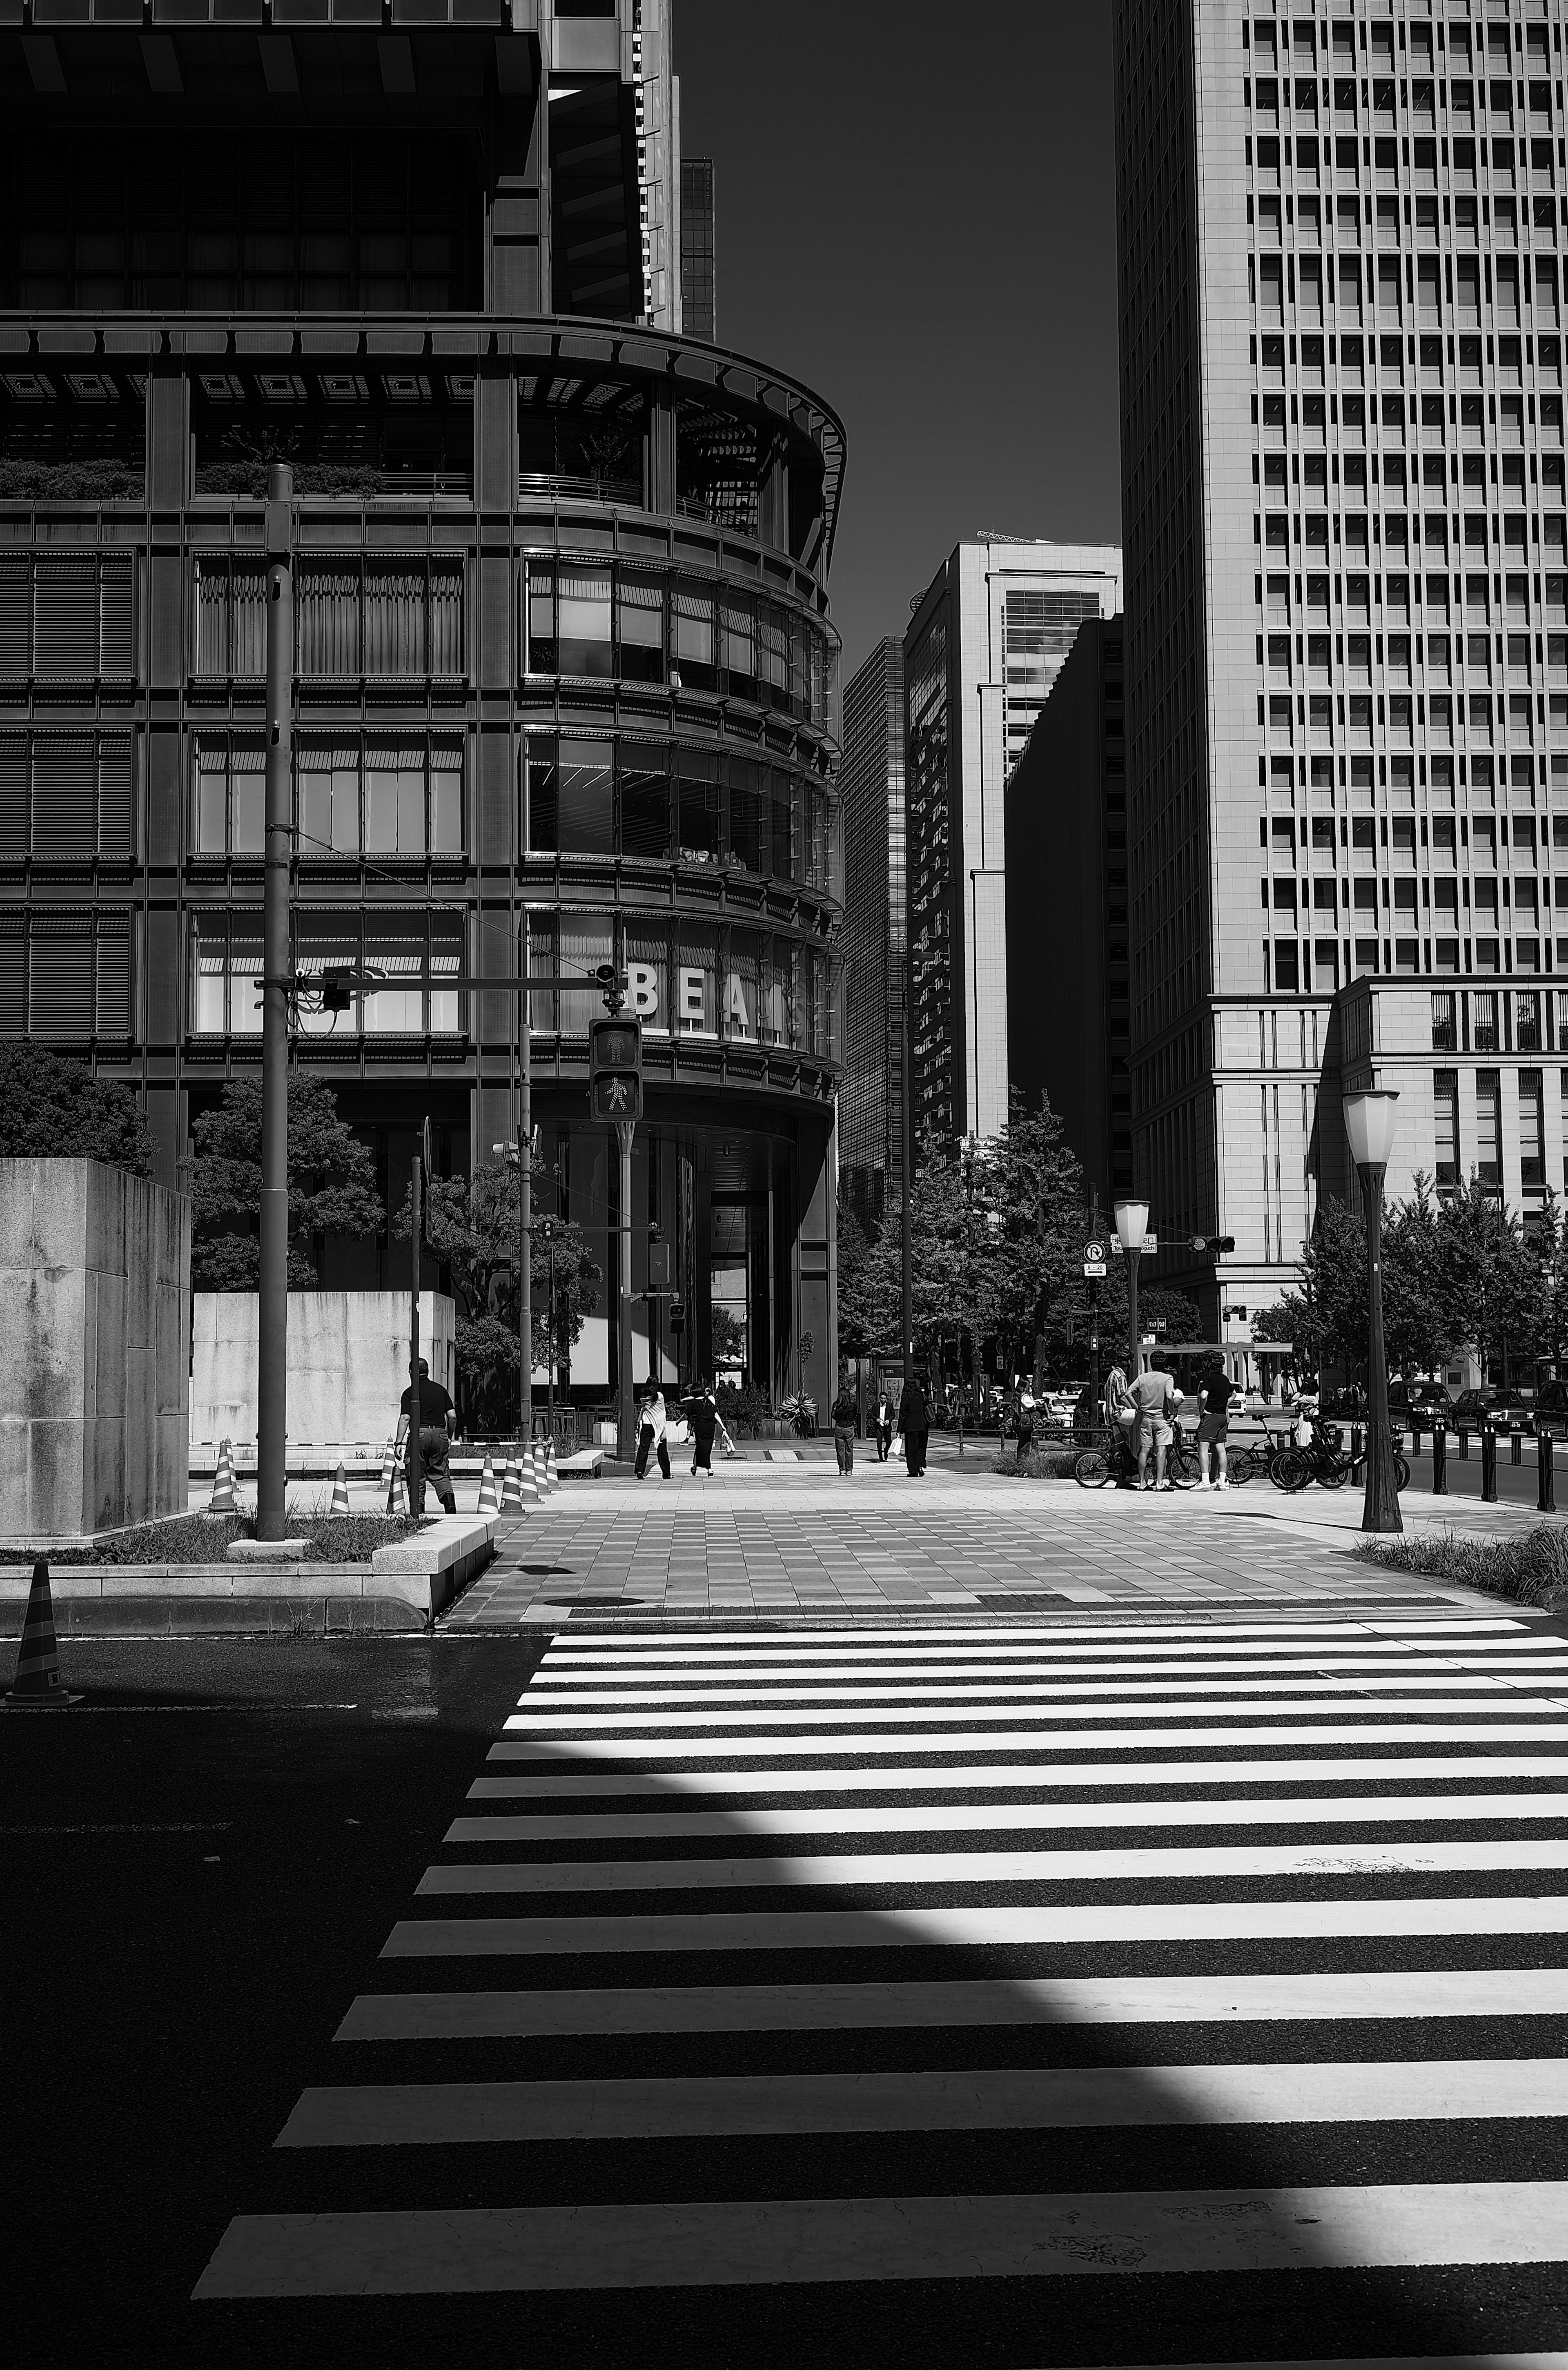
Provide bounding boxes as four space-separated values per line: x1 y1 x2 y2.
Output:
1343 1089 1403 1536
1114 1197 1150 1383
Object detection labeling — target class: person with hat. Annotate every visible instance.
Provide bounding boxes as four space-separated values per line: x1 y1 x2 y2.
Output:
399 1356 457 1515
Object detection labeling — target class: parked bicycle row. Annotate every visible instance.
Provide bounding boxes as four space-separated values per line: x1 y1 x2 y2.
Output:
1068 1358 1410 1495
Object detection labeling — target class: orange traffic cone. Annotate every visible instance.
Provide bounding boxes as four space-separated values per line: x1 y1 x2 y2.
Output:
4 1559 82 1709
208 1438 237 1515
477 1452 499 1515
330 1461 351 1517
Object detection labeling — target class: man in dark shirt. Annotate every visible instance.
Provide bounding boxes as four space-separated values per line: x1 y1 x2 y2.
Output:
399 1357 456 1514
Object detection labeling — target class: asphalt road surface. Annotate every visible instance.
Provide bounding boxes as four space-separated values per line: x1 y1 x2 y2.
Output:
13 1610 1568 2365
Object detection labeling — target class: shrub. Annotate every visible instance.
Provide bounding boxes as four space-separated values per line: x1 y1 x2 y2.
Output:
993 1446 1080 1479
716 1381 771 1437
31 1510 424 1566
0 1041 154 1175
1354 1523 1568 1606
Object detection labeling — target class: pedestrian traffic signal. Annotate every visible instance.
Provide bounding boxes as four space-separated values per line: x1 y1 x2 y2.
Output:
589 1013 642 1122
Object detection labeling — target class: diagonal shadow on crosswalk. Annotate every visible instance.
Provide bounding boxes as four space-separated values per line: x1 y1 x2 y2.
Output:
190 1608 1568 2366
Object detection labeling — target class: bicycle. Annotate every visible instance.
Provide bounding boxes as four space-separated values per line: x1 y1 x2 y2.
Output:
1073 1424 1200 1490
1272 1420 1409 1495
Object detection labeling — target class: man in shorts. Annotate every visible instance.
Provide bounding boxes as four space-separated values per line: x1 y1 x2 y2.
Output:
1194 1359 1232 1490
1129 1358 1178 1491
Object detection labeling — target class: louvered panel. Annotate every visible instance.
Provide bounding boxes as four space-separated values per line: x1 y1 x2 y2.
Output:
95 920 131 1037
479 906 512 1047
31 739 98 854
29 920 94 1036
98 737 133 854
478 728 512 866
0 560 30 677
34 560 100 678
145 907 180 1045
100 559 133 677
0 921 24 1034
0 738 26 858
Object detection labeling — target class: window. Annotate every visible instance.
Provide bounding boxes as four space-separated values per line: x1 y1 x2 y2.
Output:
1434 1069 1460 1184
296 561 463 678
1517 992 1543 1053
10 912 131 1039
1521 1068 1546 1185
193 560 265 679
0 733 132 859
678 747 721 863
1431 991 1457 1051
0 556 133 681
617 572 664 683
555 566 613 678
292 910 464 1038
673 581 717 692
192 912 263 1037
720 590 757 701
1472 990 1500 1051
289 738 461 859
619 744 670 861
1476 1067 1503 1184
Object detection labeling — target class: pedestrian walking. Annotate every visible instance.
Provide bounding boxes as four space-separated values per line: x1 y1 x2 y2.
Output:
1129 1357 1179 1491
1194 1358 1232 1491
898 1372 930 1477
634 1385 671 1480
684 1379 719 1475
874 1385 895 1463
1015 1381 1036 1468
399 1356 457 1515
831 1379 857 1475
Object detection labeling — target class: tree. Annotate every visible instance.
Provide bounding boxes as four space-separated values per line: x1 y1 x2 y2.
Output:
189 1072 383 1289
985 1089 1088 1379
836 1183 903 1363
394 1166 601 1432
1433 1176 1538 1383
0 1040 153 1176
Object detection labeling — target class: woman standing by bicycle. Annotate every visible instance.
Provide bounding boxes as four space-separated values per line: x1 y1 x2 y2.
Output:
1194 1359 1231 1492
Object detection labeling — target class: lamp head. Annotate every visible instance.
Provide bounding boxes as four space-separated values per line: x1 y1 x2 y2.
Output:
1342 1088 1399 1173
1113 1196 1150 1252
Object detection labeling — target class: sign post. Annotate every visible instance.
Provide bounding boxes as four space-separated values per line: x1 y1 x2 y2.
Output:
409 1149 422 1519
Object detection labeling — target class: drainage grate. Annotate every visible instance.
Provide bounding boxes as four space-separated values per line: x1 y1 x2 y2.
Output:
973 1591 1074 1609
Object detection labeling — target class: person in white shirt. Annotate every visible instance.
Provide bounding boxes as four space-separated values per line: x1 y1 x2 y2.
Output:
635 1386 670 1480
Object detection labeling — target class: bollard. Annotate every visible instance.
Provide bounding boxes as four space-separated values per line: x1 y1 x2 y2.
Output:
1541 1425 1557 1516
1458 1424 1469 1461
1350 1422 1364 1485
1432 1422 1448 1495
1481 1423 1498 1504
1411 1421 1422 1460
1512 1427 1524 1467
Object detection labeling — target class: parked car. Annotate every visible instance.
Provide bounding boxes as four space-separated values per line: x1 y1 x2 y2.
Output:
1530 1380 1568 1437
1388 1377 1449 1421
1448 1385 1533 1434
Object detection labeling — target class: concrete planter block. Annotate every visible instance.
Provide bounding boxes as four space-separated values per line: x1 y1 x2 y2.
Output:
370 1512 497 1619
0 1159 191 1541
192 1290 456 1450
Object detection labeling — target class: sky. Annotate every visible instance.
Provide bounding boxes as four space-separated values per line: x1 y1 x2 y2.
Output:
675 0 1125 682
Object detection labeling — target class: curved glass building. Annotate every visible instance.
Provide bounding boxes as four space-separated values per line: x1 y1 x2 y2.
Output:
0 0 844 1416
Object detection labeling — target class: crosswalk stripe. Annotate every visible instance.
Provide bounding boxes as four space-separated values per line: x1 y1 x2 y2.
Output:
503 1695 1568 1731
515 1674 1568 1706
381 1896 1568 1955
467 1756 1568 1798
192 2181 1568 2296
333 1967 1568 2042
527 1652 1568 1684
276 2057 1568 2147
488 1722 1568 1759
541 1618 1533 1652
443 1793 1568 1843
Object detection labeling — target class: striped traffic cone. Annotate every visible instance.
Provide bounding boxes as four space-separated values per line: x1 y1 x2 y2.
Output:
499 1456 523 1512
545 1439 559 1492
517 1442 540 1505
531 1437 548 1497
208 1438 237 1515
4 1559 82 1708
329 1461 351 1517
383 1437 405 1515
476 1451 499 1515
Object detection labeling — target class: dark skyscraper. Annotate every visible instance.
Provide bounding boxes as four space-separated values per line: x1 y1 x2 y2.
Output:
0 1 846 1416
839 637 905 1227
681 156 717 341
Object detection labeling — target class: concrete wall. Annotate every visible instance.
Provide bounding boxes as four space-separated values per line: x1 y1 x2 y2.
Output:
192 1291 455 1448
0 1159 191 1540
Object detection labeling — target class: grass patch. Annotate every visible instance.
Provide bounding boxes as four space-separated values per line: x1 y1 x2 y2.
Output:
1353 1522 1568 1607
21 1510 425 1567
993 1447 1082 1479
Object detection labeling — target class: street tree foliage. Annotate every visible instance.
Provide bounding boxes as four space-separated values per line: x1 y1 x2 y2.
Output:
1264 1169 1568 1383
393 1165 601 1431
0 1040 154 1176
189 1072 383 1289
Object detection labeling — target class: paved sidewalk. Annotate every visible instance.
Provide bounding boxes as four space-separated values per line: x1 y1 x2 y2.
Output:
443 1455 1536 1626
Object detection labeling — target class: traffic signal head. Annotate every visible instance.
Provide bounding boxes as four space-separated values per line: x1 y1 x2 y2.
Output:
589 1013 643 1122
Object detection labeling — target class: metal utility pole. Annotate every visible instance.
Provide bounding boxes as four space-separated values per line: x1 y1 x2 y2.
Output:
409 1151 423 1517
518 911 531 1458
256 462 293 1542
617 1119 635 1459
900 947 914 1392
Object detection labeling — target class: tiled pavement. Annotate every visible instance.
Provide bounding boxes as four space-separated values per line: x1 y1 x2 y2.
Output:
444 1450 1530 1626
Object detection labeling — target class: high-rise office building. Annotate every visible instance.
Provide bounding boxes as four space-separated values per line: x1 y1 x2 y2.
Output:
1005 616 1132 1217
1116 0 1568 1339
839 637 906 1226
0 0 846 1415
681 157 717 342
905 538 1123 1154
